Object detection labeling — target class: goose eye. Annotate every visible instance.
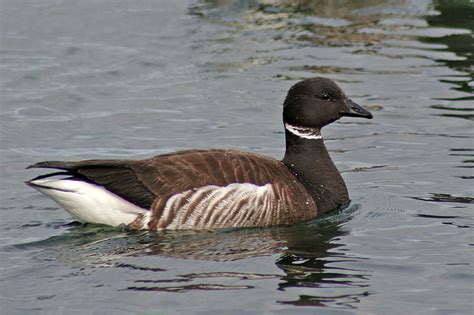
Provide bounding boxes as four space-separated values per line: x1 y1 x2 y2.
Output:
321 94 331 101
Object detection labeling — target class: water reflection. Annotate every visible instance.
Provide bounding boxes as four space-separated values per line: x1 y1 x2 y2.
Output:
424 0 473 93
411 193 474 204
188 0 473 106
190 0 454 47
423 0 473 127
450 148 474 172
16 206 370 307
139 208 370 307
275 221 371 307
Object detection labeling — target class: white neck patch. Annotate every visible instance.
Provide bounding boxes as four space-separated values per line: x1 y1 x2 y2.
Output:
285 123 322 140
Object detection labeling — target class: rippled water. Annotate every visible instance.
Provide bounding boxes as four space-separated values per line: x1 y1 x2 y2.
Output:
1 0 473 314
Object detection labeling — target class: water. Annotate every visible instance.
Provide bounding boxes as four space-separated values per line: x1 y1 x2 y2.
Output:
1 0 472 314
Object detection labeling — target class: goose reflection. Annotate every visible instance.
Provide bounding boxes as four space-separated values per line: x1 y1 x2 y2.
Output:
125 207 370 307
126 206 369 307
18 206 370 308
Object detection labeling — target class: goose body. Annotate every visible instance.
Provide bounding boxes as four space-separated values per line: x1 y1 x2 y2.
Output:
27 77 372 230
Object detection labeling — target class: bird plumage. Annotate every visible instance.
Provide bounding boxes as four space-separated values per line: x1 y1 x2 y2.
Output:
28 150 317 229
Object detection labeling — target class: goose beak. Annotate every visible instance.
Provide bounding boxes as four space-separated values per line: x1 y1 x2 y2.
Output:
342 99 373 119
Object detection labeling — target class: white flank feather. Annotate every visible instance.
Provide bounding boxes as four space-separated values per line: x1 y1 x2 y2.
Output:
29 178 148 227
160 183 275 229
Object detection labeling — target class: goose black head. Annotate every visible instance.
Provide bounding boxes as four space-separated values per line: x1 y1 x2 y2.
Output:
283 77 372 137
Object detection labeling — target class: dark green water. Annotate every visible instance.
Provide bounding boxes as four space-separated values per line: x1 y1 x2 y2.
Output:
1 1 473 314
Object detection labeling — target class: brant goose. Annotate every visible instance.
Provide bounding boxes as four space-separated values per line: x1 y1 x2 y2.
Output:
26 77 372 230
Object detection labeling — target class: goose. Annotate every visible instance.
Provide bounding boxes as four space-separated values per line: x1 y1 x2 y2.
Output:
26 77 372 230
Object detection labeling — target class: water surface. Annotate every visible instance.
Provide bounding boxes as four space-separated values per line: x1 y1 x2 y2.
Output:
1 0 473 314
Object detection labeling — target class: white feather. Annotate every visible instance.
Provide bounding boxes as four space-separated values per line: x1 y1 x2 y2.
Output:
161 183 274 229
29 178 148 227
285 123 322 140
